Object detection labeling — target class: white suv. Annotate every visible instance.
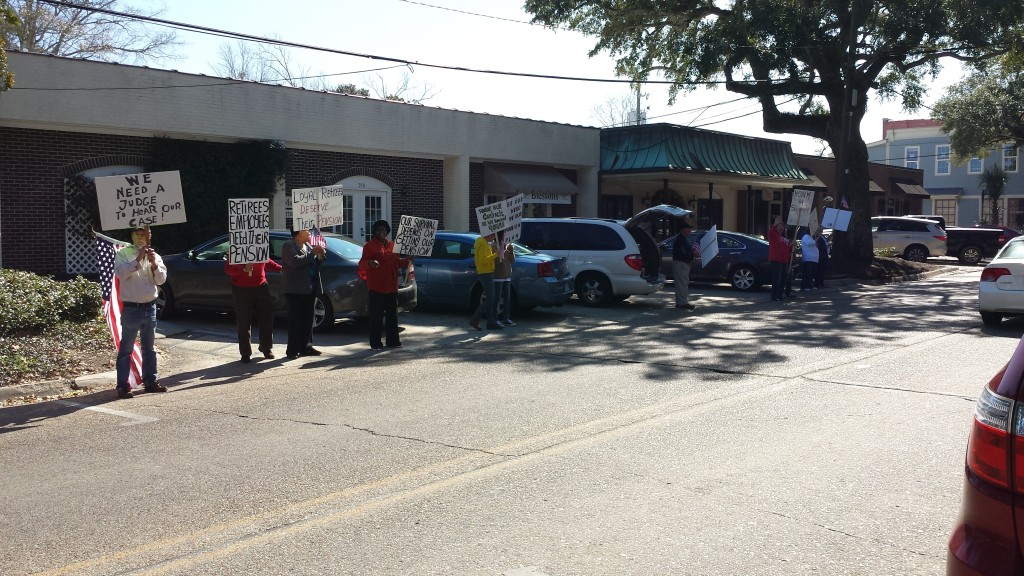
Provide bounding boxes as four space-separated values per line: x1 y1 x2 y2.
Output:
520 205 690 306
871 216 947 262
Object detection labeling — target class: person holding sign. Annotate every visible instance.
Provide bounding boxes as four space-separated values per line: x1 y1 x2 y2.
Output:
671 220 697 310
799 228 819 292
493 230 516 326
469 232 502 331
113 225 167 399
225 258 282 363
768 217 793 302
359 220 410 350
282 228 326 359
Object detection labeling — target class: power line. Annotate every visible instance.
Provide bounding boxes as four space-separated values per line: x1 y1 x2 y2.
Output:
395 0 573 31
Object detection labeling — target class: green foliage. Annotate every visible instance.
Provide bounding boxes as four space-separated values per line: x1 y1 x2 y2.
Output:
149 138 289 253
0 1 17 91
334 83 370 97
934 59 1024 161
0 270 102 336
873 247 899 258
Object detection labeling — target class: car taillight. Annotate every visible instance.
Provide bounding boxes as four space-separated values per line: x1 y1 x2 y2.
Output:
999 234 1008 244
934 235 947 241
981 268 1012 282
357 268 367 281
624 254 644 271
537 261 555 277
406 261 415 282
967 383 1013 489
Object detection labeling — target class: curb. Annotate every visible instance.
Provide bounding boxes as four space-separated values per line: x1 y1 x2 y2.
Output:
0 321 191 404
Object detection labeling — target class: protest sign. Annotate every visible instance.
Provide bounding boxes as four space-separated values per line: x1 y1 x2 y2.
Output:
504 194 524 243
291 185 345 230
227 199 271 264
95 170 186 231
393 215 438 256
786 189 815 228
699 225 719 268
822 207 853 231
809 208 820 236
475 199 507 236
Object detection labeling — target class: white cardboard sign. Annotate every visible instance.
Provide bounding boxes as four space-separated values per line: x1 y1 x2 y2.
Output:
822 207 853 231
227 198 271 264
95 170 186 231
699 225 719 268
393 215 439 257
291 185 344 230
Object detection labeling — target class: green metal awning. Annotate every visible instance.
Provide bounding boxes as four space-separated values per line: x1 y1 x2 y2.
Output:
600 123 808 182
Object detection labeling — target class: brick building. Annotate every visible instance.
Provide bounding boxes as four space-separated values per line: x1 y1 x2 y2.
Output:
0 51 599 276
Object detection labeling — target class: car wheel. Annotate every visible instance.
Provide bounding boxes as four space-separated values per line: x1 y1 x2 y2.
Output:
981 311 1003 327
312 294 334 332
903 245 928 262
730 266 758 291
576 273 613 307
156 284 175 320
959 245 983 265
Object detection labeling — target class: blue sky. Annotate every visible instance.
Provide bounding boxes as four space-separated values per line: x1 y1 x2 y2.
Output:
155 0 961 155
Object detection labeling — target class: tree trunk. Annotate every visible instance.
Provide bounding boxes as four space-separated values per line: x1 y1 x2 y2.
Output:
830 135 875 271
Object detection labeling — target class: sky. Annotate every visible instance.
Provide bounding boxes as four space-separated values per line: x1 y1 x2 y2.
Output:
150 0 965 156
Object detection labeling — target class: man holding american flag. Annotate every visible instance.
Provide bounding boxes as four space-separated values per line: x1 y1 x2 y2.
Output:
111 225 168 399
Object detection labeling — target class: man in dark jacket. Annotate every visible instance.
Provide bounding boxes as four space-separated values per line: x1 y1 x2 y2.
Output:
672 220 696 310
359 220 409 350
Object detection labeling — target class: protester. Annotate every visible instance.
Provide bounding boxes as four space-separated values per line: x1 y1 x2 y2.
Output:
671 220 697 310
493 230 516 326
469 231 501 331
768 217 792 302
800 228 819 292
281 228 326 359
113 225 168 399
815 231 830 288
359 219 409 349
225 256 282 362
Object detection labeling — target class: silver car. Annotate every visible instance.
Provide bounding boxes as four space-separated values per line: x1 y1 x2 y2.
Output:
979 236 1024 326
871 216 947 262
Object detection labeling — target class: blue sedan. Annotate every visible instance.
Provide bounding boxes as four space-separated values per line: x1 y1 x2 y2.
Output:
413 231 574 313
658 230 773 291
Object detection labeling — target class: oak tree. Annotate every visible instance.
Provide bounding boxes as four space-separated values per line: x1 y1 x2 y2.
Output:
524 0 1023 269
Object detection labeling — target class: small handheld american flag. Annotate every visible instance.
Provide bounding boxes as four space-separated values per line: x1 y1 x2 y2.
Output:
309 226 327 249
95 232 143 389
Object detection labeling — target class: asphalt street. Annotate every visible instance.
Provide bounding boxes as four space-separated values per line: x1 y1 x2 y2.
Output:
1 267 1018 575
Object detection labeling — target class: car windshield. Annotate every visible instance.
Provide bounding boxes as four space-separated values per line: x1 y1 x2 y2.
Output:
323 235 363 259
998 240 1024 260
511 242 537 256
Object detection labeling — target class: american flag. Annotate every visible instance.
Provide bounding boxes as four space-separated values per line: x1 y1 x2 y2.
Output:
95 232 143 389
840 196 850 210
309 226 327 249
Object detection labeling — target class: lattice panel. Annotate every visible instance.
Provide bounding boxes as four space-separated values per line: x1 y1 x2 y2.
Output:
65 178 98 275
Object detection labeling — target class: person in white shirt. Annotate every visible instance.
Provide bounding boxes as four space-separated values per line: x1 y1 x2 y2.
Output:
112 225 168 399
800 229 819 292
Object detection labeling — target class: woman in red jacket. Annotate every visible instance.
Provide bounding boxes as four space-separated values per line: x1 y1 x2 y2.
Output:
225 257 283 362
768 217 792 302
359 220 410 350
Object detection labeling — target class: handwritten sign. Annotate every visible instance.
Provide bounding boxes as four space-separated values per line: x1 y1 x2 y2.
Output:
393 215 438 256
822 207 853 231
504 194 524 243
227 198 270 264
475 199 507 236
291 185 344 230
699 226 719 268
95 171 186 231
786 188 815 227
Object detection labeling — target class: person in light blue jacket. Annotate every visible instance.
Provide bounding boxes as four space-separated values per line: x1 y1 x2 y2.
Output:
800 229 819 292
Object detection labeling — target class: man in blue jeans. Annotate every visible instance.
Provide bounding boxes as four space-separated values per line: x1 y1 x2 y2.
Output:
113 225 168 399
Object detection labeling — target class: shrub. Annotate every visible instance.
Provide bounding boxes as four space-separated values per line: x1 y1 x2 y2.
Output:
0 270 102 336
873 247 900 258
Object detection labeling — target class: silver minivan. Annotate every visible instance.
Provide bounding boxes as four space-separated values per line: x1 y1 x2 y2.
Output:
520 205 691 306
871 216 947 262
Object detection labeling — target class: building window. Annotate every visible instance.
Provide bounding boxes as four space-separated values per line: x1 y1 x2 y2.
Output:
1004 144 1018 173
968 157 983 174
934 199 957 227
982 197 1007 225
905 146 919 170
1008 199 1024 231
936 145 950 175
